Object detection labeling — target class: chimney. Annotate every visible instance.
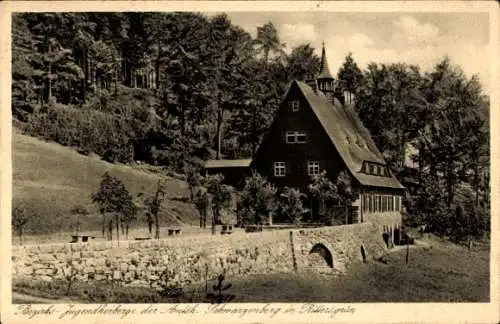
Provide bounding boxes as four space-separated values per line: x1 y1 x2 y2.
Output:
334 89 345 106
343 90 356 105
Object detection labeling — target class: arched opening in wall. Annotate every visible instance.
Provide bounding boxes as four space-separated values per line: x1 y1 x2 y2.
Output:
360 245 367 263
308 243 333 268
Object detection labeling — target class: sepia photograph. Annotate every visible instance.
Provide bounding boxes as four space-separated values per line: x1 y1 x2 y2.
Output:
1 1 498 323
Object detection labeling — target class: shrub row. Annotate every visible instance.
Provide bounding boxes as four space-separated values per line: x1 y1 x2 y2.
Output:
25 104 135 163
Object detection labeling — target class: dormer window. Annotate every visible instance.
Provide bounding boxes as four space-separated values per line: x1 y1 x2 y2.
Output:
286 131 307 144
364 162 387 177
289 100 300 112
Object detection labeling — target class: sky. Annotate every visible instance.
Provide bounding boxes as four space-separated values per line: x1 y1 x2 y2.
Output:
215 12 491 94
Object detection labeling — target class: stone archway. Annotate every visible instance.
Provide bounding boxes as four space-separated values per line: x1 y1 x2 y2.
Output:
308 243 334 268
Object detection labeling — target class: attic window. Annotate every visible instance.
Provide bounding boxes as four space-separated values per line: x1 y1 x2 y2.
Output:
286 131 307 144
289 100 300 112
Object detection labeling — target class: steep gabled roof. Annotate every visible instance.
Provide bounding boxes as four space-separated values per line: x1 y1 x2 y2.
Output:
294 81 404 189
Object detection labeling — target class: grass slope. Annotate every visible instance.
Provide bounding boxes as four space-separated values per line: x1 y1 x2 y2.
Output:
12 131 199 239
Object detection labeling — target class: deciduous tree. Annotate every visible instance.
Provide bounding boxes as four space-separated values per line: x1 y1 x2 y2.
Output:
238 172 278 226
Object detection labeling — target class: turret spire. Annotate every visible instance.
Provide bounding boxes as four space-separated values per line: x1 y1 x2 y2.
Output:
318 41 333 80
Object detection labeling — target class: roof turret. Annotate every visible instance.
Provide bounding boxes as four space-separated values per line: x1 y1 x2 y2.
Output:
317 41 334 80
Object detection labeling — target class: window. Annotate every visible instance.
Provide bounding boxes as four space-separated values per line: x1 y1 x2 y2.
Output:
286 131 307 144
395 196 401 211
308 161 320 176
289 100 300 112
364 162 389 177
274 162 286 177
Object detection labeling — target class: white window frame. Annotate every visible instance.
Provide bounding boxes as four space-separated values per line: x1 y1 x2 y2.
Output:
285 131 307 144
308 161 320 176
274 162 286 177
290 100 300 112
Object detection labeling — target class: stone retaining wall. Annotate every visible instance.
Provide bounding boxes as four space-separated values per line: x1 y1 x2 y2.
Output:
12 214 400 288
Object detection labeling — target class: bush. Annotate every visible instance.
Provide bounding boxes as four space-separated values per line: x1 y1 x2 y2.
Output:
238 172 277 226
25 105 135 163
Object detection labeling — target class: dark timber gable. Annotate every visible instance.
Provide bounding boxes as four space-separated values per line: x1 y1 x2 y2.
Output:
251 81 348 192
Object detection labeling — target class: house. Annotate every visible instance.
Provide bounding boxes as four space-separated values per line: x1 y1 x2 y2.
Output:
205 44 406 230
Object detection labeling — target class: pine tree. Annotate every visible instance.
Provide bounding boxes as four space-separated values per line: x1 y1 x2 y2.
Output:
337 52 363 103
286 43 320 81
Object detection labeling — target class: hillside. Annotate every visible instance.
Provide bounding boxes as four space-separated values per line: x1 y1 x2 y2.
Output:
12 131 200 237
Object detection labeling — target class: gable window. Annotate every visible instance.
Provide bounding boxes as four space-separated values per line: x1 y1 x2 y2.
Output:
274 162 286 177
289 100 300 112
308 161 320 176
286 131 307 144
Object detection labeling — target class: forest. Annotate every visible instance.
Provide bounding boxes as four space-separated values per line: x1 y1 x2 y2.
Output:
12 12 490 241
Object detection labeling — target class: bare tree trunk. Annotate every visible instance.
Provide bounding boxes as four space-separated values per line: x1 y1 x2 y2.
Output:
101 212 106 238
216 93 223 159
48 43 52 102
19 229 23 246
203 202 207 229
108 219 113 241
211 207 216 235
115 213 120 245
474 156 480 207
200 207 203 228
155 213 159 239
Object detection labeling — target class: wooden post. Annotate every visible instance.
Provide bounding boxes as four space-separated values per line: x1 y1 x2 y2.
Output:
405 243 409 264
205 263 208 294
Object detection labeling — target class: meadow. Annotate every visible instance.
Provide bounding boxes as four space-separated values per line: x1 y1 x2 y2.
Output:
12 131 199 242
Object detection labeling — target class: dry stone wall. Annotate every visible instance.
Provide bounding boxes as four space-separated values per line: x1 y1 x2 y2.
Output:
13 231 294 289
13 216 399 288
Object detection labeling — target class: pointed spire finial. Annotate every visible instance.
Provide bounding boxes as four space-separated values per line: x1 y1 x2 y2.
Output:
318 41 333 80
